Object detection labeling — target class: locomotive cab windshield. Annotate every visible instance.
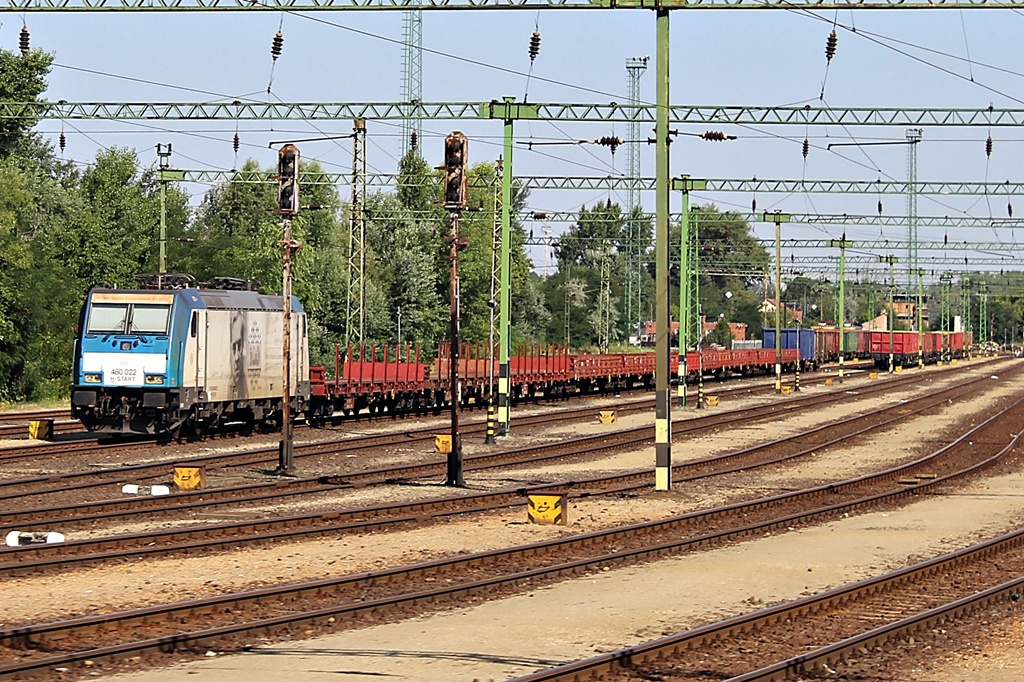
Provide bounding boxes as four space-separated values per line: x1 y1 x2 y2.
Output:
86 302 171 336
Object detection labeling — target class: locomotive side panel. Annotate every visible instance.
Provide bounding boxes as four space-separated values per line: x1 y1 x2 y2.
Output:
202 308 287 403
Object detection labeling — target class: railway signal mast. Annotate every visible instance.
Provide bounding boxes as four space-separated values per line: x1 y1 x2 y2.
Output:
443 132 469 486
277 143 301 473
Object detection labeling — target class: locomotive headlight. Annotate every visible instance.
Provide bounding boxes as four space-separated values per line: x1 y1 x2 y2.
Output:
145 374 166 385
83 373 102 383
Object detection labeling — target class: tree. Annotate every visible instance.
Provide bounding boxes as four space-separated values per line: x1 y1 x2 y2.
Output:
667 205 770 347
182 159 281 287
705 317 734 347
555 200 624 270
0 46 53 158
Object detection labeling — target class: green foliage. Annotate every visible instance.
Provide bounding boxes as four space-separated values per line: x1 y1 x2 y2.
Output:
0 47 52 158
705 317 734 347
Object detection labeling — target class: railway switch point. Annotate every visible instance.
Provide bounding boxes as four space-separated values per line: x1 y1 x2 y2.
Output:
435 434 453 453
598 410 617 424
174 466 207 490
28 419 53 440
527 493 566 525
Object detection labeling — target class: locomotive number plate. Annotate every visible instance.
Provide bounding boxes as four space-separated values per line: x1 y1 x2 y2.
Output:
107 366 141 385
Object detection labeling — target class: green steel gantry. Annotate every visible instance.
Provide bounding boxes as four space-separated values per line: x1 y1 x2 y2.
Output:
106 169 1024 197
5 0 1024 8
13 101 1024 125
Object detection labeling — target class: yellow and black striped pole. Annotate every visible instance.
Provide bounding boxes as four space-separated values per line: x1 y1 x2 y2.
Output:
654 10 672 492
485 404 496 444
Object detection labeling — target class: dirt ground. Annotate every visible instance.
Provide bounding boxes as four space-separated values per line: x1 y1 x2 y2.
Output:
8 359 1023 681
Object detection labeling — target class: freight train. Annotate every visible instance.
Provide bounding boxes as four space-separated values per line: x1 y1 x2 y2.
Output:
71 278 855 437
868 330 970 368
71 278 310 437
761 326 972 370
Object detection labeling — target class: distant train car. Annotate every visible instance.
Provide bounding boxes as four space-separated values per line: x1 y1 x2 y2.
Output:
762 328 826 369
869 330 920 369
813 327 840 364
840 329 871 359
71 283 310 436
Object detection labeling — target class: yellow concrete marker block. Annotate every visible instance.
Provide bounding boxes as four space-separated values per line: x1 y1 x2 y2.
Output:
869 372 879 380
824 378 834 387
780 386 793 395
434 434 452 454
528 493 566 525
173 465 206 491
937 361 944 366
598 410 617 424
951 359 958 364
28 419 53 441
704 396 719 407
895 366 903 373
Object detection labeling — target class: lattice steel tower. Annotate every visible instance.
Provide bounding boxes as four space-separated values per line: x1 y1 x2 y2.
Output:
347 119 367 346
906 128 921 286
625 56 649 338
401 11 423 157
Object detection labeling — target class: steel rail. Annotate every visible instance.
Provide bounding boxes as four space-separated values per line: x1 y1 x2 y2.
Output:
0 367 876 501
0 392 665 504
0 365 930 525
0 369 993 577
511 424 1024 681
0 373 1018 679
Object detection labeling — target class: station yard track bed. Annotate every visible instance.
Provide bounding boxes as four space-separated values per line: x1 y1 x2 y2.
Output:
0 364 872 443
0 392 662 501
0 366 997 561
0 365 905 509
514 525 1024 681
0 372 1020 678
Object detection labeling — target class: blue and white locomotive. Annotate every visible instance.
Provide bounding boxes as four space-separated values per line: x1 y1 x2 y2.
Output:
71 276 311 436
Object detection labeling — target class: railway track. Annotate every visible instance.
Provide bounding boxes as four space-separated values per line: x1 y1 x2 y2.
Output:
0 368 1019 680
0 392 667 505
513 506 1024 681
0 360 877 446
0 409 75 440
0 364 1003 578
0 364 894 505
0 367 789 463
0 362 984 540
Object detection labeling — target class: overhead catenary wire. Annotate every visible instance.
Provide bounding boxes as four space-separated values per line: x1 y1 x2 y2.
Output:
781 6 1024 107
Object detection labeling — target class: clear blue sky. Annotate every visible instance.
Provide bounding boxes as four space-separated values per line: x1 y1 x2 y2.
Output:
15 7 1024 276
